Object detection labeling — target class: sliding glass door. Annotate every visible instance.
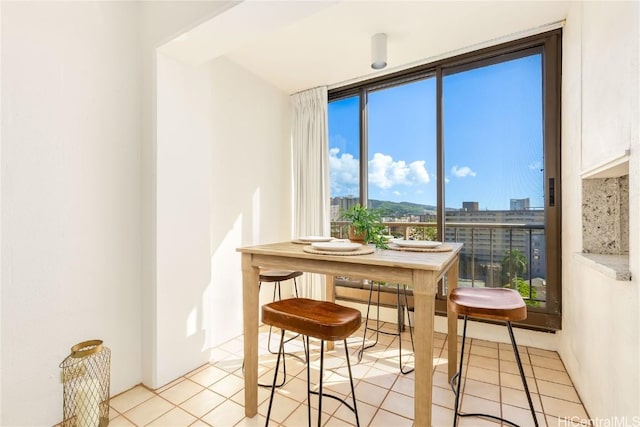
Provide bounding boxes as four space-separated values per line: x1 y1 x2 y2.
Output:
443 51 547 309
328 30 561 329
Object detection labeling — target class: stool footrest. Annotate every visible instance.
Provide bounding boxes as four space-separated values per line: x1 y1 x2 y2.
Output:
309 389 357 415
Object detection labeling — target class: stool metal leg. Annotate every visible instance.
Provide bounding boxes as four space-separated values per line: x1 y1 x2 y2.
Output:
397 284 415 374
317 340 325 427
451 317 538 427
507 321 539 427
358 282 416 375
305 336 311 427
266 281 283 354
343 339 361 427
265 330 286 427
309 339 361 427
452 315 468 427
357 281 381 362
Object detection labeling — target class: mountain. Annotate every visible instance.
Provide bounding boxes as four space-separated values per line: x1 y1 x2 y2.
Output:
368 199 437 217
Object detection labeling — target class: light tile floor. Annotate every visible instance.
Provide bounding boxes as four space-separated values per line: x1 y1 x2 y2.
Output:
108 324 591 426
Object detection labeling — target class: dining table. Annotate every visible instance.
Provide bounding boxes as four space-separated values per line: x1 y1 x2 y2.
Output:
237 240 463 426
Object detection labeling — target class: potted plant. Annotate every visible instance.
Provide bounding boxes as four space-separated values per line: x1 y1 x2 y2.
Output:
340 203 388 249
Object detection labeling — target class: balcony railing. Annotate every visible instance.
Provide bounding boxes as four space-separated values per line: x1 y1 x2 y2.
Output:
331 220 546 308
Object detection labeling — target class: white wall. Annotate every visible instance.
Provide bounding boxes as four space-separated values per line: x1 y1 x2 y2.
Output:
559 1 639 420
0 1 285 420
579 2 638 171
207 56 292 346
156 52 213 387
0 1 238 424
152 53 291 387
138 0 237 388
1 2 141 425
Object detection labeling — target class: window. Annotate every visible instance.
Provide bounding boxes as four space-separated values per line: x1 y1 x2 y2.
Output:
328 95 361 215
367 78 436 211
329 30 561 330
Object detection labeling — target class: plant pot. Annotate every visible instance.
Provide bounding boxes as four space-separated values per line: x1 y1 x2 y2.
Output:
348 226 366 242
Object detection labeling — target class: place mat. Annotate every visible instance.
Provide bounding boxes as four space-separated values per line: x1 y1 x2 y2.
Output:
387 243 453 253
292 239 339 245
302 245 375 256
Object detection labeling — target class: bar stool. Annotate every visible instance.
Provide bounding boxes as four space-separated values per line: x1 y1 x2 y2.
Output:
448 287 538 427
259 269 303 354
357 281 415 374
262 298 361 427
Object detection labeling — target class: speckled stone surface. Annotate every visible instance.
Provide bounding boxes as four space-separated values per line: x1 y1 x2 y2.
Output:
582 176 629 255
574 252 631 281
619 175 629 253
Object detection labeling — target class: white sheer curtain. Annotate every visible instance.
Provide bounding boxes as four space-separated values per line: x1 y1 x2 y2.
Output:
291 86 330 299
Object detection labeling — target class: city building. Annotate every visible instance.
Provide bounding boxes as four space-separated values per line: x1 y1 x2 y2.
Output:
462 201 479 212
445 206 546 287
510 198 531 210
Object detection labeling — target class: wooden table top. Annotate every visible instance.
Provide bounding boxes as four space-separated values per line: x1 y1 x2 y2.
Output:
237 240 463 272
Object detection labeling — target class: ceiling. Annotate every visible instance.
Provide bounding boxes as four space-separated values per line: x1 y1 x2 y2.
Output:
157 1 571 94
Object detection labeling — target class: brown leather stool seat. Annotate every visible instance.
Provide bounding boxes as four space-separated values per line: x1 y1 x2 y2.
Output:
263 298 361 341
448 287 538 427
259 269 303 283
262 298 361 427
448 287 527 321
259 269 303 355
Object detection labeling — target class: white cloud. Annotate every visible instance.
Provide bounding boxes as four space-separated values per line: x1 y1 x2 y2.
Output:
369 153 405 189
451 165 476 178
329 148 359 196
409 160 430 183
329 150 432 195
368 153 430 189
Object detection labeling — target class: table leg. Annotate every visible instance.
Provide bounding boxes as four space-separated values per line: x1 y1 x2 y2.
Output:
447 258 460 381
325 274 335 351
241 254 259 417
325 274 335 303
413 269 436 427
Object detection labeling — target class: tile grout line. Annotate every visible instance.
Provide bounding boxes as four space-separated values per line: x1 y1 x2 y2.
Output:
524 344 546 427
497 340 505 425
106 328 589 427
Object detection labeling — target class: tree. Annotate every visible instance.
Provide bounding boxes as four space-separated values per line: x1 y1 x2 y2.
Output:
512 277 540 307
501 250 539 306
501 249 527 288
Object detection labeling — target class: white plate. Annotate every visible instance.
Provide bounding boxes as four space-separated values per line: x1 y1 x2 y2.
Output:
298 236 333 242
393 239 442 248
311 241 362 252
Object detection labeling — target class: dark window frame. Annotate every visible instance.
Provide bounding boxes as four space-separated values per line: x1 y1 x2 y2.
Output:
329 29 562 331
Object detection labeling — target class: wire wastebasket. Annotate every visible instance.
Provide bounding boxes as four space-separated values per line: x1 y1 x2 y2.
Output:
60 340 111 427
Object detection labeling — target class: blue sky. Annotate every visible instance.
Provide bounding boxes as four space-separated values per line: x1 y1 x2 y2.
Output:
328 54 544 211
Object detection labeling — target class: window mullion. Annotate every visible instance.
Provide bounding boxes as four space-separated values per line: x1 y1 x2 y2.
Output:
436 66 444 242
359 88 369 206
